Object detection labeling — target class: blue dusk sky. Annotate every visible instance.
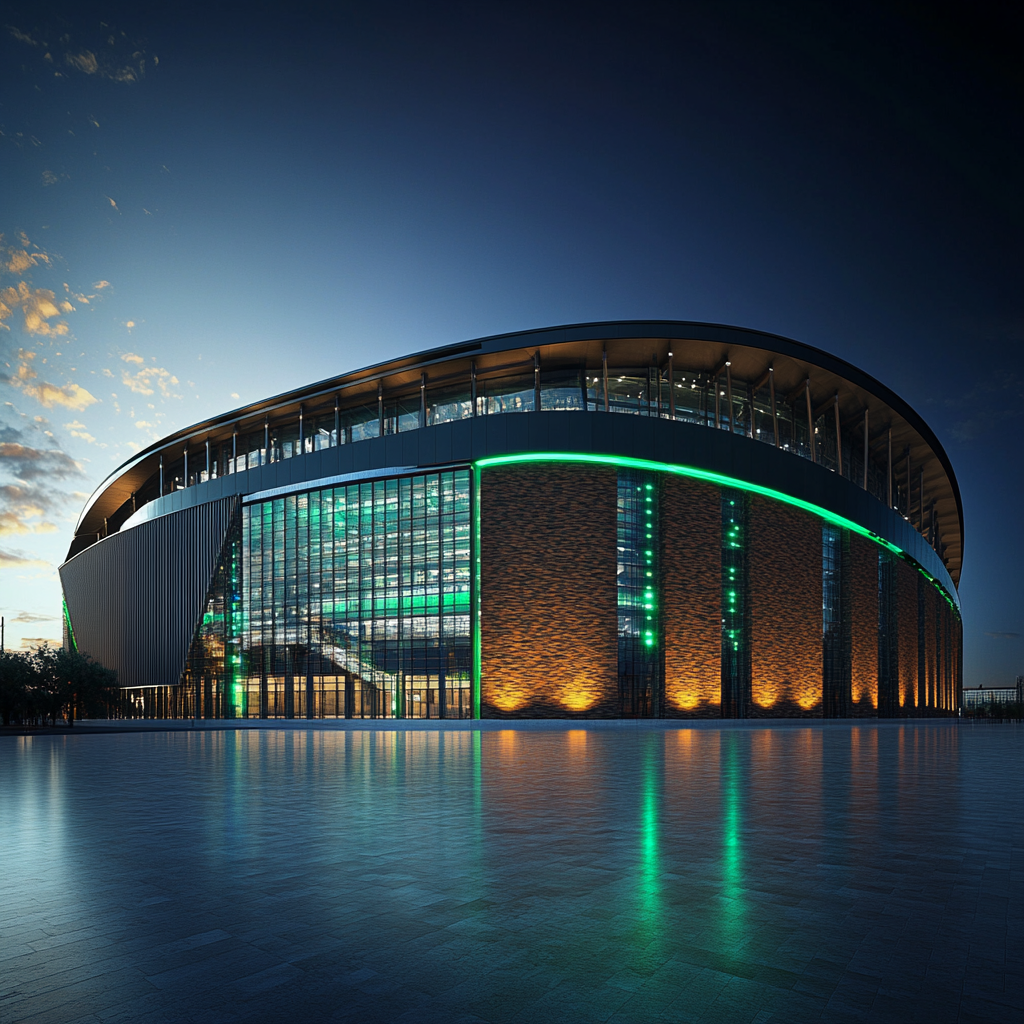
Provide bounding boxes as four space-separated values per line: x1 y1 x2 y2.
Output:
1 2 1020 684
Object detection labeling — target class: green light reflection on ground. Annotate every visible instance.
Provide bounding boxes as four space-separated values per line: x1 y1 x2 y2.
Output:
721 734 746 950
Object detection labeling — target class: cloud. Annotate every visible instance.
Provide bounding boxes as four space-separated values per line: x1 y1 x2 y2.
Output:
985 631 1021 640
0 480 68 536
18 637 62 651
66 50 100 75
0 282 69 336
3 351 99 410
945 372 1024 445
63 420 100 445
121 352 144 365
9 611 57 624
0 441 82 481
8 27 39 46
120 365 179 398
0 548 50 570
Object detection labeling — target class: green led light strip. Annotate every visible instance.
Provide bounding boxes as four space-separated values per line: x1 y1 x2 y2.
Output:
62 595 78 651
474 451 959 613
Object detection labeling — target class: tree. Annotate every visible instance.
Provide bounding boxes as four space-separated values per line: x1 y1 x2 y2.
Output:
0 651 37 726
33 646 119 725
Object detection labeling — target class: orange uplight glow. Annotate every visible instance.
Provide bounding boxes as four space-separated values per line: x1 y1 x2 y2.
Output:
672 689 702 710
560 682 599 712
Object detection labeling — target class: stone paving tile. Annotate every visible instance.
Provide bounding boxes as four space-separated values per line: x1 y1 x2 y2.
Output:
1 722 1020 1023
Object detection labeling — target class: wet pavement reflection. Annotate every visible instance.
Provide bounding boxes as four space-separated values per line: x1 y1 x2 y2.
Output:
0 723 1020 1023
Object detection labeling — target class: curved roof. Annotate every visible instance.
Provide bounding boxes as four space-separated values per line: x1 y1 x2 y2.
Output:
70 321 964 584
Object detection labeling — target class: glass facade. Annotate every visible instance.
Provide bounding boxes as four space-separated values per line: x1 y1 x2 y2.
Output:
720 490 750 717
822 525 851 717
174 470 473 719
617 471 661 716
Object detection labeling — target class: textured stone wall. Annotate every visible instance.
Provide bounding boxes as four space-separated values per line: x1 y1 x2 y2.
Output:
476 460 957 719
849 534 878 715
748 496 822 716
479 464 619 717
924 584 937 709
661 477 722 717
897 559 919 712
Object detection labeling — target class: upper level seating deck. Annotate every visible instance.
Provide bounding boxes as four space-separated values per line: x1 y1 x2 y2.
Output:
68 321 963 586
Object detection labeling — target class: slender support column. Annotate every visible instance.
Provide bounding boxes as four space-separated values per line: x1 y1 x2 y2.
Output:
918 466 925 532
862 408 869 489
747 382 754 438
602 348 609 412
533 352 541 411
725 360 733 433
668 351 675 419
769 366 779 446
378 381 384 436
714 373 720 429
833 394 843 476
131 492 136 513
420 373 427 429
183 449 189 487
159 454 164 495
264 418 270 465
579 365 588 412
298 404 304 452
232 428 237 471
906 448 912 518
471 361 478 415
805 379 815 463
334 396 339 444
205 438 211 480
887 428 892 507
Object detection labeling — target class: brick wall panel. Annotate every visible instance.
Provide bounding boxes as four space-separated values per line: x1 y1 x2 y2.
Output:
849 535 878 715
661 477 721 717
480 465 618 718
749 497 822 716
897 560 919 712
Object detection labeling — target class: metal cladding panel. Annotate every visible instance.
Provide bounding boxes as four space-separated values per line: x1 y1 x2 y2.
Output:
60 497 237 689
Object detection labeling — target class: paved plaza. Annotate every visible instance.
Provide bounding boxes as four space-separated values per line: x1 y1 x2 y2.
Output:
0 722 1020 1023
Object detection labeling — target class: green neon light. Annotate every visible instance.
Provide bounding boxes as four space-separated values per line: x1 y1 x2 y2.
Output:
62 596 78 651
475 451 958 608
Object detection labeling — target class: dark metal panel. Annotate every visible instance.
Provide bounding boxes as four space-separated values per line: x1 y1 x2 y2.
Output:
60 497 237 689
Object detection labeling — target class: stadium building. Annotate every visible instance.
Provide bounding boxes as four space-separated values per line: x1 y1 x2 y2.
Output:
60 322 963 719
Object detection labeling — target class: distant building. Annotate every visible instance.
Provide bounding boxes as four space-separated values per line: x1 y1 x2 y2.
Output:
962 677 1024 710
60 321 963 720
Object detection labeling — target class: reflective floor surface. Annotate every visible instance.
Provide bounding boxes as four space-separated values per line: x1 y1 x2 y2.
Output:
1 723 1020 1023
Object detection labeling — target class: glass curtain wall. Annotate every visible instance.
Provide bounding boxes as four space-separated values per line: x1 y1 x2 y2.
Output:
721 489 750 717
231 470 472 718
822 525 851 717
617 471 661 716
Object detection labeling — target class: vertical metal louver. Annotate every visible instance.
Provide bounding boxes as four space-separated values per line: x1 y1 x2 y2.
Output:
59 498 238 689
